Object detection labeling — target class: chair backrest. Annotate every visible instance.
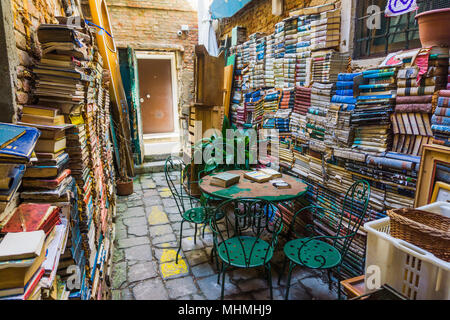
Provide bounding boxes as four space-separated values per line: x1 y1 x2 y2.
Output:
333 179 371 259
209 198 284 267
164 155 197 215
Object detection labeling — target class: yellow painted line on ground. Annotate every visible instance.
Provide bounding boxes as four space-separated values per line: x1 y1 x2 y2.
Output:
147 206 169 225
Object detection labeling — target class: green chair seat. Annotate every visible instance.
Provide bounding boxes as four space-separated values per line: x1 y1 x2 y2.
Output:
183 207 207 224
284 238 341 269
218 236 274 268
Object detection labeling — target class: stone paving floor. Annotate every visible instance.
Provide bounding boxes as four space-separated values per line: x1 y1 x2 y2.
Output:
111 172 338 300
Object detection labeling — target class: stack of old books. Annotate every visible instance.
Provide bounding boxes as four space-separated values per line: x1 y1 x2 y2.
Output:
295 15 314 87
18 123 73 204
0 202 67 300
283 17 298 88
274 21 285 88
265 34 275 87
307 82 334 153
325 73 360 149
311 50 348 84
291 86 310 142
432 89 450 146
262 89 281 120
352 66 398 154
254 36 266 90
393 47 448 155
0 123 40 228
309 9 340 51
431 48 450 147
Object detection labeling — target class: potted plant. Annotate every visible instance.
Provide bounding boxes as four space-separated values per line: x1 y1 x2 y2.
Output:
116 131 133 196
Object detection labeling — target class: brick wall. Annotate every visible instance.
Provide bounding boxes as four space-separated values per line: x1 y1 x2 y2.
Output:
218 0 337 39
107 0 198 108
11 0 65 120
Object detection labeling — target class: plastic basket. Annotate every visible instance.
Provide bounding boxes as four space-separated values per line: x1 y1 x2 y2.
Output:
363 202 450 300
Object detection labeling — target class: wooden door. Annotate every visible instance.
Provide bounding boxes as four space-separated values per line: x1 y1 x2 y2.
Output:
137 59 174 134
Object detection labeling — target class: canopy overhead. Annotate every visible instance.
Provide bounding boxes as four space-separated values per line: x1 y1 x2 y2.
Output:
210 0 253 19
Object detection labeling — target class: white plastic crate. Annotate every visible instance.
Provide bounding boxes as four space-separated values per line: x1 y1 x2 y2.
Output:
363 202 450 300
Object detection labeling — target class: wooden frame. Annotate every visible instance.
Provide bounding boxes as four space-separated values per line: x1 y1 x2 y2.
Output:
415 144 450 207
431 181 450 203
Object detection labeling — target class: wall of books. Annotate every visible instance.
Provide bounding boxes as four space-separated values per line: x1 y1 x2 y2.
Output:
0 20 116 300
227 3 450 279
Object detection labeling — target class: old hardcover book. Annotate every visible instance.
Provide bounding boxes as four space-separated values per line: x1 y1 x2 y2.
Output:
244 171 272 183
0 230 45 262
1 203 60 234
22 168 71 190
34 137 66 153
209 172 240 188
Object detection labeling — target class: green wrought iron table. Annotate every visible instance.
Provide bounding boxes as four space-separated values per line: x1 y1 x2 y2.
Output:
199 170 308 202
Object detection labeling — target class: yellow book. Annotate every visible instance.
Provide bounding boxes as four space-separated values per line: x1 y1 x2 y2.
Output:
22 105 59 118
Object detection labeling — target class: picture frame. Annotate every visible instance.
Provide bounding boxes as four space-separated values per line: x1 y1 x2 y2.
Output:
415 144 450 207
431 181 450 203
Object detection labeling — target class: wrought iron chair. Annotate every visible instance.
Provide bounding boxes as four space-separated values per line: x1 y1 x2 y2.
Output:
278 180 371 300
210 198 284 300
164 155 224 264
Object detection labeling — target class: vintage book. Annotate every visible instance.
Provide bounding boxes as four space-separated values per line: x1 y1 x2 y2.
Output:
21 114 65 126
244 171 272 183
35 150 65 160
0 125 39 164
24 155 69 178
0 193 20 227
0 203 60 235
22 169 71 190
0 251 46 292
209 172 240 188
0 123 26 149
22 105 59 118
258 168 282 178
0 230 45 262
0 165 25 202
0 164 21 190
415 113 427 136
34 137 66 153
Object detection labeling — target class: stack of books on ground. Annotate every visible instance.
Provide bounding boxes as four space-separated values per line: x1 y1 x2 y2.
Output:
432 89 450 146
17 123 74 203
393 47 448 155
352 66 398 154
0 202 69 300
0 123 40 228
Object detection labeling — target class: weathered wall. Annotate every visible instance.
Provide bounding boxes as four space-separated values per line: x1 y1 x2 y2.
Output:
106 0 198 108
9 0 65 121
217 0 338 39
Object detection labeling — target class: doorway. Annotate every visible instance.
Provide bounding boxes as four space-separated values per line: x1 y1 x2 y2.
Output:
135 51 180 158
136 52 179 136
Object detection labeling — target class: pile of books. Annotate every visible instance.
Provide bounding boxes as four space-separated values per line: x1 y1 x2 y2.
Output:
295 15 314 87
306 82 334 153
311 50 348 84
283 17 298 88
0 203 68 300
0 123 40 228
325 73 360 148
264 34 275 87
309 9 340 51
352 67 398 154
432 89 450 146
274 21 285 88
393 47 448 155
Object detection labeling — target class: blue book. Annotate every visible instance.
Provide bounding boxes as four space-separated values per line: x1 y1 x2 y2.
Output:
0 165 25 201
0 123 26 149
332 96 357 104
336 89 354 96
336 81 354 89
0 125 40 163
357 95 394 100
337 73 362 81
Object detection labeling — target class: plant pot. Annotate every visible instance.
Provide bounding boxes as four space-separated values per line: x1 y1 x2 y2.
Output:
416 8 450 47
116 179 133 196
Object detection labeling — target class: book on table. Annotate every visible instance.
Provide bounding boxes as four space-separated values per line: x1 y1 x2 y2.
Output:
244 171 272 183
209 172 240 188
258 168 282 179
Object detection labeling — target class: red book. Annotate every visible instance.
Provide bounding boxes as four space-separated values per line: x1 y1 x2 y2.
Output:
23 267 45 300
1 203 60 235
22 169 71 190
